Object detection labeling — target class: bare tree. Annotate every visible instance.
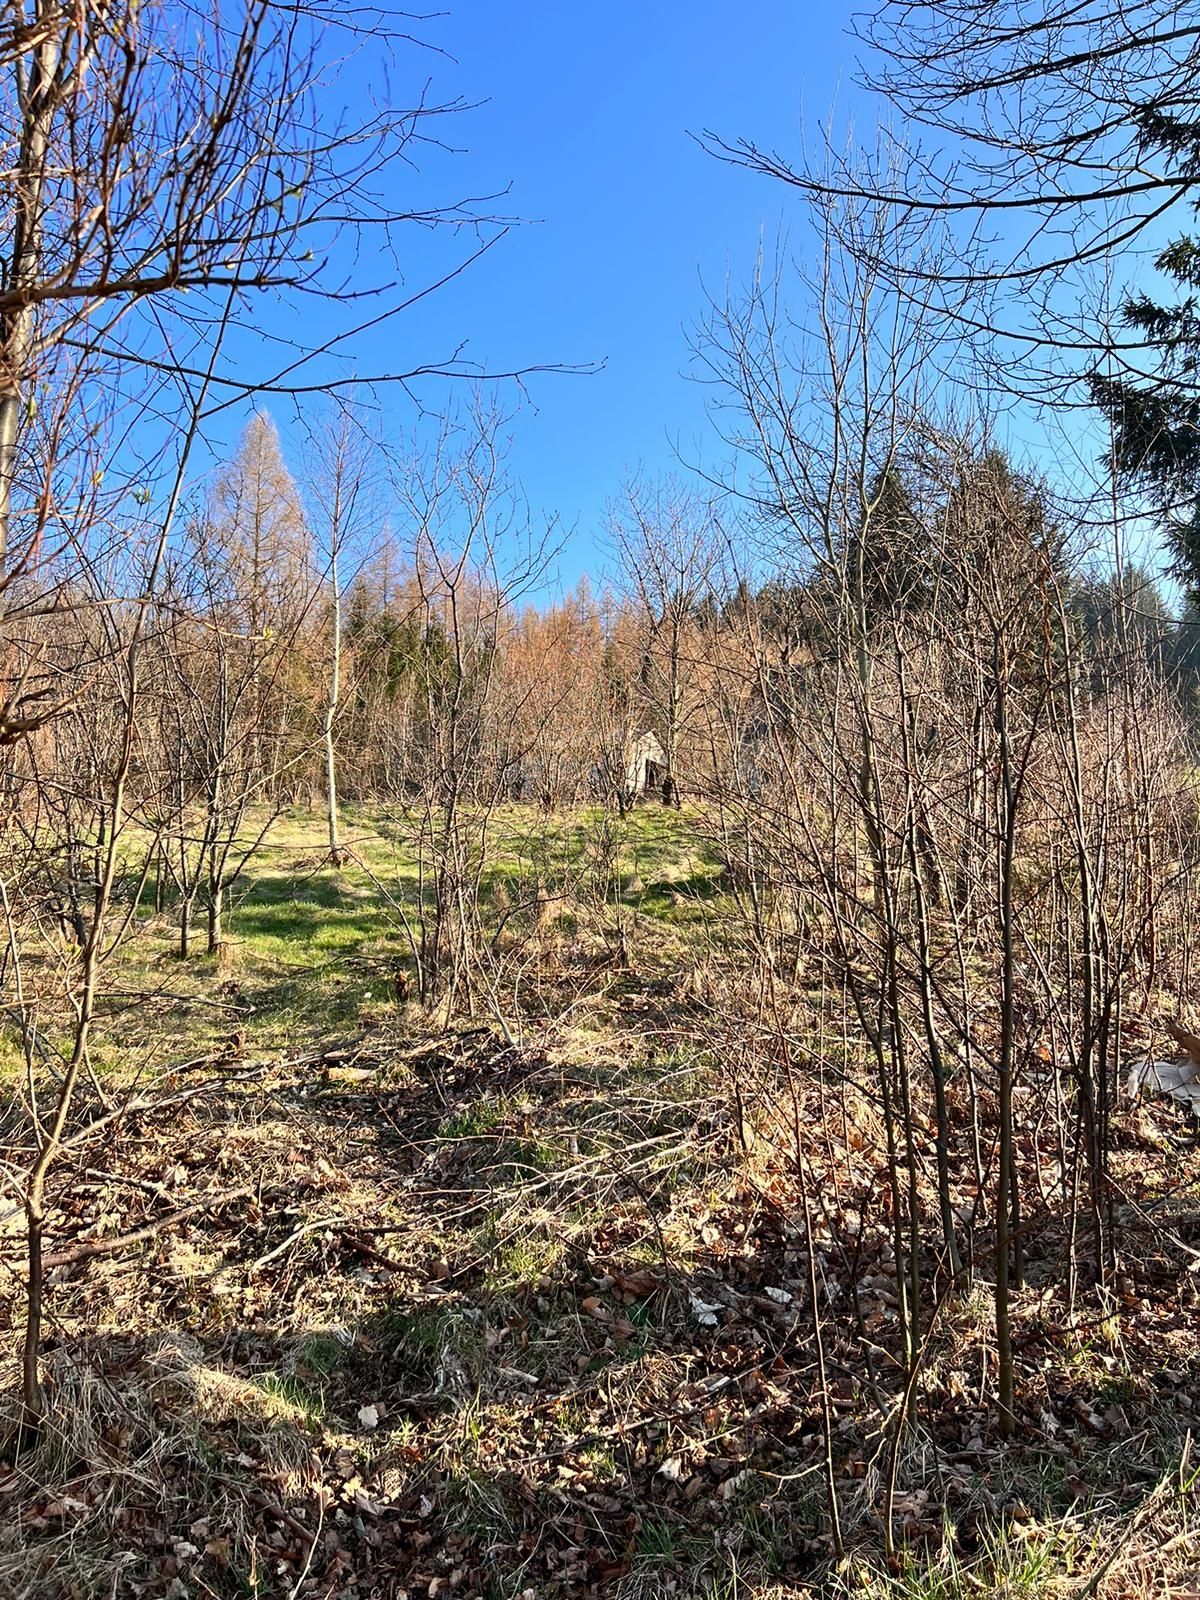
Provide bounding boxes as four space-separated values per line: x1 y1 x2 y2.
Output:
387 403 553 1017
0 0 514 741
703 0 1200 389
608 476 719 806
306 411 382 865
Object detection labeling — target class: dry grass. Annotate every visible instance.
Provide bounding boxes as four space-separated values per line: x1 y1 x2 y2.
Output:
0 1002 1197 1596
2 812 1200 1597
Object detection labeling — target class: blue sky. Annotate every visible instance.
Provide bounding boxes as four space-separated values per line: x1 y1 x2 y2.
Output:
167 2 1187 596
222 2 864 589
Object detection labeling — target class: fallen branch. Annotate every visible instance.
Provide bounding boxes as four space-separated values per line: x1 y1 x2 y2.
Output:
338 1229 405 1273
40 1187 253 1269
250 1215 346 1273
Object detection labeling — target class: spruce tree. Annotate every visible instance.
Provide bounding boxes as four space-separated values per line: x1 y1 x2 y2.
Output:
1090 114 1200 594
855 465 927 620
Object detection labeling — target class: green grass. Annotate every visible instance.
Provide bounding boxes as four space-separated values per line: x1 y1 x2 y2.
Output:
839 1515 1092 1600
380 1301 488 1391
292 1330 350 1377
254 1371 326 1426
0 800 726 1080
481 1230 566 1291
438 1099 508 1140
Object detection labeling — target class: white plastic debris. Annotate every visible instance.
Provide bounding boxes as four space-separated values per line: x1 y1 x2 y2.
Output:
689 1292 722 1327
1126 1058 1200 1114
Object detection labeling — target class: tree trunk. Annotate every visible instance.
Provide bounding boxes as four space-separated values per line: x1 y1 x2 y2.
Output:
207 887 223 956
0 18 61 577
994 644 1017 1439
324 554 342 865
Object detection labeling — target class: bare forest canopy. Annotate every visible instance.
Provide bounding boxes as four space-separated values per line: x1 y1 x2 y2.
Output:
5 3 1200 1600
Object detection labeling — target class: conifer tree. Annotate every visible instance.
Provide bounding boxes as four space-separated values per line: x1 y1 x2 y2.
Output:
1090 202 1200 594
210 414 314 638
856 465 927 620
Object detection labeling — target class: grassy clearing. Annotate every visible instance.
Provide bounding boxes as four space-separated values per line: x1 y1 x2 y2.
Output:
0 801 726 1081
1 808 1198 1597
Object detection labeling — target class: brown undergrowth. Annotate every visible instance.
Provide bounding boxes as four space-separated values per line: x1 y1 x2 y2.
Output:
0 992 1198 1599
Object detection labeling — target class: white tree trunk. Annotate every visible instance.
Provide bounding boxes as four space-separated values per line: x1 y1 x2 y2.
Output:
324 529 343 865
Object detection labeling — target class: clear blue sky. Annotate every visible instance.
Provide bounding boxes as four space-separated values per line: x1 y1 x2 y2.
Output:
231 2 864 590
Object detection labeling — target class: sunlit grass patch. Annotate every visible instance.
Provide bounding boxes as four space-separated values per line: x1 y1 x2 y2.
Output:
380 1300 488 1394
142 1333 323 1430
481 1226 567 1292
438 1098 508 1141
47 801 727 1077
254 1370 327 1426
837 1513 1092 1600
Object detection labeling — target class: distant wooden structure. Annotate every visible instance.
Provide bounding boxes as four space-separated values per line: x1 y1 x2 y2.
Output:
625 731 666 801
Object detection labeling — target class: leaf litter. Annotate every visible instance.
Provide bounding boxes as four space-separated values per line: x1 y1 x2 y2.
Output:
0 1000 1198 1598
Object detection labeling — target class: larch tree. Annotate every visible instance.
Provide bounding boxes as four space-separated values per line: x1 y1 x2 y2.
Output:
189 416 315 955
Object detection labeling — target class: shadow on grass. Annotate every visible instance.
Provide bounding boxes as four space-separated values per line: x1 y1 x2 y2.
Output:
10 1239 1197 1600
7 1011 1200 1599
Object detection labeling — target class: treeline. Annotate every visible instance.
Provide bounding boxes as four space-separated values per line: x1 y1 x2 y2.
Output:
6 406 1198 983
9 412 1200 966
